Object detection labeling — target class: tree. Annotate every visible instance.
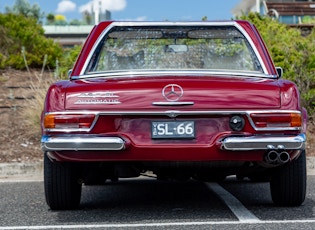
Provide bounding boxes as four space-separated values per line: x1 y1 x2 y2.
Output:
0 13 62 69
5 0 44 23
55 14 67 25
46 13 55 25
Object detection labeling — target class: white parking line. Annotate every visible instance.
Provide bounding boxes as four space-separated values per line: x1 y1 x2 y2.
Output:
205 182 260 223
2 220 315 229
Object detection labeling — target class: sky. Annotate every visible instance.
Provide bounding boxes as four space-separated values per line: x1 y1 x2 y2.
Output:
0 0 241 22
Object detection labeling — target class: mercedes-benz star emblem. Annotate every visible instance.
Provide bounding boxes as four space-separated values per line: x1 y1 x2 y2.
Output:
162 84 184 102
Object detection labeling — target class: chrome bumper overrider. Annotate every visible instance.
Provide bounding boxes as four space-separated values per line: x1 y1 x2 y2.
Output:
41 136 125 151
221 134 306 151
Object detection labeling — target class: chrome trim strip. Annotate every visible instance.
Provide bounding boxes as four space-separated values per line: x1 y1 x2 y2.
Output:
152 101 194 106
45 127 91 132
77 21 270 77
72 70 275 80
221 134 306 151
41 135 125 151
44 109 300 116
43 110 302 132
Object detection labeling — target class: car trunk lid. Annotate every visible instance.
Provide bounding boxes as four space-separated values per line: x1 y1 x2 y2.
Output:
65 75 280 110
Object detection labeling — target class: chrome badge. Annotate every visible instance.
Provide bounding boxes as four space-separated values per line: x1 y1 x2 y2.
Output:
75 92 120 105
162 84 183 102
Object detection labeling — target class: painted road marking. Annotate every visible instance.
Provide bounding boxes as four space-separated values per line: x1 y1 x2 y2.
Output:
205 182 260 223
2 220 315 229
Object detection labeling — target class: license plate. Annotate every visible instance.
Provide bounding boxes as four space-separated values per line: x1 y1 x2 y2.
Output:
151 121 195 139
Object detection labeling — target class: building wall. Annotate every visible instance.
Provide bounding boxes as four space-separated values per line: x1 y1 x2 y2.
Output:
233 0 315 24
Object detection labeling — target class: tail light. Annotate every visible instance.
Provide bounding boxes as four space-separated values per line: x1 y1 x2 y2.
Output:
250 113 301 129
44 114 96 131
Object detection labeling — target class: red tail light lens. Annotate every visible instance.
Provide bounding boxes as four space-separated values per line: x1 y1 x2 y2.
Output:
250 113 301 128
44 114 96 130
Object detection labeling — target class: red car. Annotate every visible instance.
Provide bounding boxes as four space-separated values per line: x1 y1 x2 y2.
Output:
41 21 307 210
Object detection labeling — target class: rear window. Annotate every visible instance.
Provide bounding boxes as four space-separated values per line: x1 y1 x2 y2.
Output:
86 25 263 74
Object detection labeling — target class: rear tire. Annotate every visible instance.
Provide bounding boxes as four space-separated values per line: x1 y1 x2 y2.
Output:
270 150 306 206
44 153 82 210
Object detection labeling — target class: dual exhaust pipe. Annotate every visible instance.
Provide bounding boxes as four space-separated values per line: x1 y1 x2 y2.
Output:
265 150 290 165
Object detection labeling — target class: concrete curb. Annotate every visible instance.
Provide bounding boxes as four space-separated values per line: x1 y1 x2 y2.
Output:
0 161 43 181
307 157 315 176
0 157 314 181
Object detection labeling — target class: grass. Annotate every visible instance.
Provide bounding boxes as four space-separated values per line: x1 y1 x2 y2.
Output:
21 71 56 135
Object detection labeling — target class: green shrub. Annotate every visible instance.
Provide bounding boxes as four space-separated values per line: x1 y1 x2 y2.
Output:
0 13 62 69
59 45 82 79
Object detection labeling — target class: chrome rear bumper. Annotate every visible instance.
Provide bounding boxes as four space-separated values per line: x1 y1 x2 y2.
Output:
41 134 306 152
221 134 306 151
41 135 125 151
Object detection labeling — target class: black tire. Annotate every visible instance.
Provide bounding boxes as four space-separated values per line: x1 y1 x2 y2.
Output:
270 150 306 206
44 153 82 210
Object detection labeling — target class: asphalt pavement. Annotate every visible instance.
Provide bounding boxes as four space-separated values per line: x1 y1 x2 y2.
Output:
1 176 315 229
0 157 314 181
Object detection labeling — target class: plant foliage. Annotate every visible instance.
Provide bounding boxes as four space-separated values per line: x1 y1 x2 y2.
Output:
59 45 83 79
0 13 62 69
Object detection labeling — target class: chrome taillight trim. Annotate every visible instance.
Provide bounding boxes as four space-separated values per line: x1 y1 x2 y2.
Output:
43 112 99 133
245 111 302 131
43 110 302 133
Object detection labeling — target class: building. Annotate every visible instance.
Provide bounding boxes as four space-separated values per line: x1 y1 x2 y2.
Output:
82 0 111 25
43 25 94 48
44 4 111 47
232 0 315 24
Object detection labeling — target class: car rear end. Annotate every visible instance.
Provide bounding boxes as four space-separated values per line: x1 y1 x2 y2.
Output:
41 21 307 210
42 75 304 163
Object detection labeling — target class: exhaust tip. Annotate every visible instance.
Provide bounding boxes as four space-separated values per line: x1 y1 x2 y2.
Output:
264 150 291 165
278 151 290 164
265 150 279 163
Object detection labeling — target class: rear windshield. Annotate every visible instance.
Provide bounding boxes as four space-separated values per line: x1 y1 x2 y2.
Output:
85 25 263 74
